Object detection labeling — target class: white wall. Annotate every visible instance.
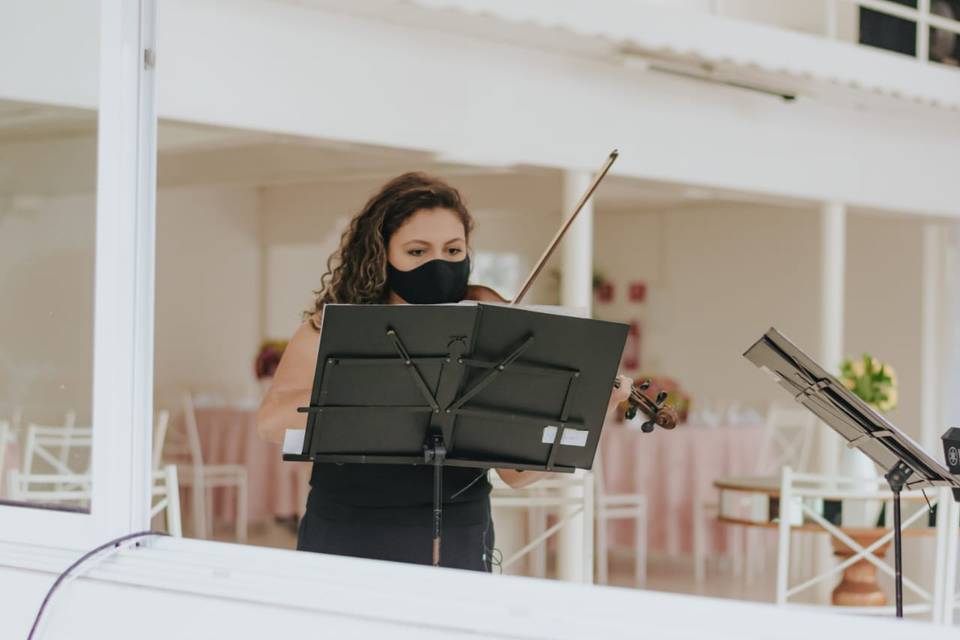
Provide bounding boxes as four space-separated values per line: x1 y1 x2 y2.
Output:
845 212 926 438
594 202 823 413
592 203 930 442
0 191 96 425
154 185 262 410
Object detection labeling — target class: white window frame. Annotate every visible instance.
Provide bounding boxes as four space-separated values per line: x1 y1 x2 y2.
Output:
0 0 157 550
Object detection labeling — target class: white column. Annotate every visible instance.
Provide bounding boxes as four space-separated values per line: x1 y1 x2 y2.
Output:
816 202 845 599
819 202 846 476
917 0 931 64
921 223 943 451
560 172 594 315
823 0 838 39
556 170 594 583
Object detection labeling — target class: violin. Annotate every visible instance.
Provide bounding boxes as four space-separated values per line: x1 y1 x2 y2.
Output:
502 149 679 434
615 376 679 432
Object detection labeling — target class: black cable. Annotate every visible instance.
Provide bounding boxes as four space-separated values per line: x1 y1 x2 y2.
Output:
450 469 488 501
479 499 503 574
28 530 166 640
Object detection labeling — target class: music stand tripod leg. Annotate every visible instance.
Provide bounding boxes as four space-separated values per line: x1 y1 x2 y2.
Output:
425 434 446 567
884 461 912 619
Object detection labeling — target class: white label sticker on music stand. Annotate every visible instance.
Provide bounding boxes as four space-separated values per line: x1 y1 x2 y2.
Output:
541 426 588 447
283 428 306 455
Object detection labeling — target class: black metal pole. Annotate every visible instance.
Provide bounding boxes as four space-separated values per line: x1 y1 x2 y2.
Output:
884 461 910 620
430 435 446 567
892 487 903 618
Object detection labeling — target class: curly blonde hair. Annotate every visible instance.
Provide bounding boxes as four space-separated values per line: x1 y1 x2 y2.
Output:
305 172 473 330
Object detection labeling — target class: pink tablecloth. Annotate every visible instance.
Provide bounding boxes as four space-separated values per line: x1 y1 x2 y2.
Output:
190 407 312 527
600 422 766 556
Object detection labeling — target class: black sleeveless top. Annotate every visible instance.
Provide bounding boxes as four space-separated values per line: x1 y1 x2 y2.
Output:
308 462 492 525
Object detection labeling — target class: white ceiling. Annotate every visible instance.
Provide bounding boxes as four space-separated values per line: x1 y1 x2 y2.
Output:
0 98 804 211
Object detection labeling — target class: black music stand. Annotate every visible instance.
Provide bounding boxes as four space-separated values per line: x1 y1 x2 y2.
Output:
744 328 960 618
283 302 627 566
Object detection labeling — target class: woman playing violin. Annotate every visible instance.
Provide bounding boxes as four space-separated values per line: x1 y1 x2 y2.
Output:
257 172 632 571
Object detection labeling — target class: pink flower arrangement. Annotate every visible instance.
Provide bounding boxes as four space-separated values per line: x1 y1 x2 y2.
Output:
254 340 288 380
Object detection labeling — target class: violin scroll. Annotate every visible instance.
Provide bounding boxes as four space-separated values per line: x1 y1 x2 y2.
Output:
618 376 679 432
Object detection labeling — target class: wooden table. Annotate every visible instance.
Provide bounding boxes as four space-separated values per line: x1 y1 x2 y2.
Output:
714 475 934 607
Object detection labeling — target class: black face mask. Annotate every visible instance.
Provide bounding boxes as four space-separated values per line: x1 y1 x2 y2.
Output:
386 256 470 304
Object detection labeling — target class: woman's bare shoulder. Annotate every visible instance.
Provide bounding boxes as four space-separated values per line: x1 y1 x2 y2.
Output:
294 314 321 341
267 317 322 394
280 316 322 362
465 284 508 302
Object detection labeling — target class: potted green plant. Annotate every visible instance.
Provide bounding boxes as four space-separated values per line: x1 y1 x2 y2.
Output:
836 354 898 527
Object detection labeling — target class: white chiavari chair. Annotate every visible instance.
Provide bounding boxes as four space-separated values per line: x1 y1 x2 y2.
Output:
940 494 960 625
161 393 247 542
0 420 10 496
694 403 816 583
150 464 183 537
6 470 92 508
8 416 92 508
490 470 594 582
21 422 92 486
152 410 170 471
594 451 647 587
776 466 952 621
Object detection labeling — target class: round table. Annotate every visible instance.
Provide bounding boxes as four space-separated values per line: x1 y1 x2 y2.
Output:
713 475 934 607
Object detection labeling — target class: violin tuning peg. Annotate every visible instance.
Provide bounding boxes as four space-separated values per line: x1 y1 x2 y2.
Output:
655 391 668 405
625 406 637 420
641 420 655 433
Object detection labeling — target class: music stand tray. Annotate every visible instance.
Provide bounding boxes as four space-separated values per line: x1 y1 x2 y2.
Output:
283 302 628 565
744 327 960 617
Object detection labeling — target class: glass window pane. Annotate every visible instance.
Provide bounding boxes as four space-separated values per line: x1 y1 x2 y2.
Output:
0 2 99 512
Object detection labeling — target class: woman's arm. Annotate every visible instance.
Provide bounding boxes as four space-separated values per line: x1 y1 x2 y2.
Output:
256 316 323 444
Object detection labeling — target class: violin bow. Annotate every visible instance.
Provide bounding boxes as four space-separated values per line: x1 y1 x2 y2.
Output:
511 149 619 305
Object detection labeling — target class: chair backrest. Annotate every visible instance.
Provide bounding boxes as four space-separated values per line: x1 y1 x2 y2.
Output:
152 410 170 471
6 470 92 507
150 464 182 537
10 407 23 432
942 495 960 625
22 423 93 477
756 405 816 474
0 420 9 488
688 399 730 427
776 466 951 619
172 392 205 467
55 411 78 476
592 448 607 499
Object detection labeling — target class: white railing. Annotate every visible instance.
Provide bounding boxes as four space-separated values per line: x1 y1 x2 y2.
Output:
699 0 960 65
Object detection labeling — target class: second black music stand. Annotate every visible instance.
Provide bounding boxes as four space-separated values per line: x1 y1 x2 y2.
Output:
283 302 628 567
744 328 960 618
